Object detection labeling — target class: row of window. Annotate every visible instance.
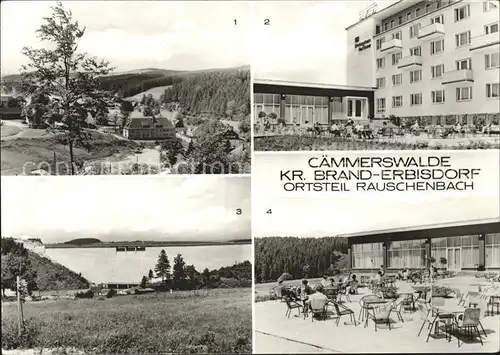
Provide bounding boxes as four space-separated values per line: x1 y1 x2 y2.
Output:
377 52 499 74
380 2 497 35
376 84 499 112
377 11 499 51
352 233 500 269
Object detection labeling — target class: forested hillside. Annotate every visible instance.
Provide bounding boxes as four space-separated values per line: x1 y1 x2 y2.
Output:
160 70 250 117
99 73 184 98
216 260 251 280
254 237 348 283
1 237 89 295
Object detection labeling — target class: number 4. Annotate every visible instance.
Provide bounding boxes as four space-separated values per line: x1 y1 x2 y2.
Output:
266 209 272 214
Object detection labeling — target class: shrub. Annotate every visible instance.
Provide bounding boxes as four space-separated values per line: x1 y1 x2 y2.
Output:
106 288 117 298
74 289 94 299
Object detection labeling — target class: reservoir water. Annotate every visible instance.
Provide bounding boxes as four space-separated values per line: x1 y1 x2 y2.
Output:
43 244 251 284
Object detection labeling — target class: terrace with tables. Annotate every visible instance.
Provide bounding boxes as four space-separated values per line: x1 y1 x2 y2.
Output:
255 275 500 353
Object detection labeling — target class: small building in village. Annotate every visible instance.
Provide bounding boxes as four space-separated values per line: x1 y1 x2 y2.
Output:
123 111 175 140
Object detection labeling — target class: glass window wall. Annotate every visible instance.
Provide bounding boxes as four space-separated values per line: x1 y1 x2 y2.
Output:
486 233 500 268
253 94 280 124
388 240 426 269
352 242 383 269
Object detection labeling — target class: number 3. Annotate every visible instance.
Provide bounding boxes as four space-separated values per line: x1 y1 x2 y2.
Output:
236 208 242 215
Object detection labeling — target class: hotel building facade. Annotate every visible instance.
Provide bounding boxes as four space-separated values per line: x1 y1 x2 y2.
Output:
346 0 499 127
343 219 500 272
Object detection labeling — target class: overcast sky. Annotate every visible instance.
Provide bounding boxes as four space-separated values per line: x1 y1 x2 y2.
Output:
252 1 398 84
1 176 251 243
0 1 250 76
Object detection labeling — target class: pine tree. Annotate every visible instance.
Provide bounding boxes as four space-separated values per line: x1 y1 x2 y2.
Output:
172 253 186 289
140 275 148 288
148 269 154 280
154 249 171 283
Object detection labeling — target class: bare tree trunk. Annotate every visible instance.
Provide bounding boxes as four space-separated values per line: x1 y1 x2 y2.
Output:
69 139 75 175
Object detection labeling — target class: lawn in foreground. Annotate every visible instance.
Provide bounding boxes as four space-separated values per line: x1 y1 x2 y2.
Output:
1 288 251 354
254 135 499 151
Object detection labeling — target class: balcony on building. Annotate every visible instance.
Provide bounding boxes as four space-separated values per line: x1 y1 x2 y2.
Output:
397 55 422 69
417 23 445 41
380 38 402 53
470 32 500 52
441 69 474 85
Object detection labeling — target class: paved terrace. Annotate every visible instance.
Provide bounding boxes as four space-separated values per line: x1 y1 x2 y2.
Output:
255 277 500 353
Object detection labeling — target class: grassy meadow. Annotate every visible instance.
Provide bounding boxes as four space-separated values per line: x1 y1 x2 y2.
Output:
1 288 251 354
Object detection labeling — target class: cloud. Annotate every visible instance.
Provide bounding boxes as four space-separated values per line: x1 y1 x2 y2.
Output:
0 1 250 75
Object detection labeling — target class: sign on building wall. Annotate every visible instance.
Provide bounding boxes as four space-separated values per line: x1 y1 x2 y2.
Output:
355 38 372 52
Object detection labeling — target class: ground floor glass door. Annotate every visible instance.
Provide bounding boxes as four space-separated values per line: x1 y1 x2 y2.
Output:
346 98 367 119
447 247 461 270
299 105 314 126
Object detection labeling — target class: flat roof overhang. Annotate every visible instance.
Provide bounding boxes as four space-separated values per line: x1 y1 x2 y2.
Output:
254 79 375 98
340 218 500 245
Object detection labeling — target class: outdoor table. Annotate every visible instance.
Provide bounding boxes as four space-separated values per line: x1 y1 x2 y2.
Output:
430 305 464 341
359 297 389 324
400 292 417 311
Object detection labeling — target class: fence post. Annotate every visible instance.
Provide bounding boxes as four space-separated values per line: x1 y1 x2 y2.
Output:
16 276 23 336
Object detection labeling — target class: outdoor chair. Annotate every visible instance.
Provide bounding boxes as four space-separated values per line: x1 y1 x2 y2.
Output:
455 308 484 347
429 297 455 341
416 302 435 339
308 298 329 322
453 288 466 307
392 296 406 322
487 295 500 316
366 301 394 331
476 300 488 337
338 286 351 303
467 291 481 308
330 299 358 327
284 296 303 318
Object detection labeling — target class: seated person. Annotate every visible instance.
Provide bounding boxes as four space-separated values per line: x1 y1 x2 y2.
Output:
300 279 313 305
307 285 329 312
330 122 340 137
320 275 330 288
348 275 358 295
397 270 403 280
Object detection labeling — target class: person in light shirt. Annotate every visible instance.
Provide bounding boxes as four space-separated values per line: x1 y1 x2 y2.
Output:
321 275 330 288
330 122 340 137
307 285 329 312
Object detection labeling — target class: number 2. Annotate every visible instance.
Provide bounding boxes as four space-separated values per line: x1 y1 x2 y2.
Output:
264 19 270 25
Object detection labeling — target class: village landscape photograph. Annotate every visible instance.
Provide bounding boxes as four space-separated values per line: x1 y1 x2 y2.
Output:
1 176 252 354
0 1 251 175
252 1 500 151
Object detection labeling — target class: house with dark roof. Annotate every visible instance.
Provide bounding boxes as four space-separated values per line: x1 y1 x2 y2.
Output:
123 111 175 140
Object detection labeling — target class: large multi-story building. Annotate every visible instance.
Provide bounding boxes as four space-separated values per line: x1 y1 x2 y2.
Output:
346 0 499 127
